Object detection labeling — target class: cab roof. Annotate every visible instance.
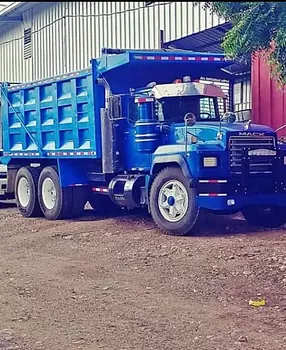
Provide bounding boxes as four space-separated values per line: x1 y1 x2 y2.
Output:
151 82 227 99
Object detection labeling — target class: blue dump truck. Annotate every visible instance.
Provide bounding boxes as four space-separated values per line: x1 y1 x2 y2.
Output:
1 48 286 236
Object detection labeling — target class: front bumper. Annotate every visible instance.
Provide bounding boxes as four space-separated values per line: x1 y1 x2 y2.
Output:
196 177 286 211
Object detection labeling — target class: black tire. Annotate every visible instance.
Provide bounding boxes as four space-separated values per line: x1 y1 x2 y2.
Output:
38 166 73 220
15 166 42 218
150 167 200 236
242 206 286 228
88 194 122 214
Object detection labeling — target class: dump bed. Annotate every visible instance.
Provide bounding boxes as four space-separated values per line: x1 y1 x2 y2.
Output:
1 68 103 159
0 49 232 162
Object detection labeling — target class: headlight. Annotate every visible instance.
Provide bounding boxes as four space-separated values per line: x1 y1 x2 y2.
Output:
284 156 286 165
203 157 217 167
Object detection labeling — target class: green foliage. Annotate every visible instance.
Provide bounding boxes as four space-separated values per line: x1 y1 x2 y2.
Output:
197 2 286 85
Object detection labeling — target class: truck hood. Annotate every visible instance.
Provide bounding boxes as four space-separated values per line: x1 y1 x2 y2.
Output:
193 121 275 134
171 121 276 145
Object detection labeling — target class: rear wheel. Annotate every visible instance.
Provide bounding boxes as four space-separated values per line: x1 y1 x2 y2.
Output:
38 166 73 220
150 167 200 236
242 206 286 228
15 167 42 217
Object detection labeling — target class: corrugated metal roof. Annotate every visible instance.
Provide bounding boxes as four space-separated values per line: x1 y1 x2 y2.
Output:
164 22 250 76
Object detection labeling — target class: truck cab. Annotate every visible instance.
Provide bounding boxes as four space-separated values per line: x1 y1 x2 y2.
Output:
99 52 286 235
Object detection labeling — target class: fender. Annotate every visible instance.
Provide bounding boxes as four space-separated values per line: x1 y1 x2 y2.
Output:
150 154 192 179
57 159 89 187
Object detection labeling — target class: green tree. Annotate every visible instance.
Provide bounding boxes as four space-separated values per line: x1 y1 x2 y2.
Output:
201 2 286 85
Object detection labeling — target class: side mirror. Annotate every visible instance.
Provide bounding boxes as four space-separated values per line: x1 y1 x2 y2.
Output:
184 112 196 126
221 111 236 124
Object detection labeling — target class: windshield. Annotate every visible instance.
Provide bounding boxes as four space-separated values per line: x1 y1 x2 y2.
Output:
154 96 220 123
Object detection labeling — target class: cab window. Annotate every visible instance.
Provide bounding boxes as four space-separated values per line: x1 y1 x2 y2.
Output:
154 96 220 122
199 97 217 120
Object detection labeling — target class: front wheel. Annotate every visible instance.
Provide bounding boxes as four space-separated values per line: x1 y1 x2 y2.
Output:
242 206 286 228
150 167 200 236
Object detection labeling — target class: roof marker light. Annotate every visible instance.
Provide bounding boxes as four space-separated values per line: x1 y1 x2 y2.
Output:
183 76 191 82
135 97 154 103
133 55 226 62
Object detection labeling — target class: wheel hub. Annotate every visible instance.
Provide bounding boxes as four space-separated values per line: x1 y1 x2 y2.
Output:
167 196 175 206
158 180 189 223
42 177 57 210
17 177 31 208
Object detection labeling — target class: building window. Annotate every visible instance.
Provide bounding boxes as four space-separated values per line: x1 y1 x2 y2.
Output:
24 28 32 59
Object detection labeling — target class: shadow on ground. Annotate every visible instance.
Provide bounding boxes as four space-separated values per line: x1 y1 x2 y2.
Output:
0 200 16 209
3 199 281 238
75 206 277 238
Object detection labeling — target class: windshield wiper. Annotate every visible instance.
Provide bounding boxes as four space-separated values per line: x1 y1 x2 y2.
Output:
186 131 205 142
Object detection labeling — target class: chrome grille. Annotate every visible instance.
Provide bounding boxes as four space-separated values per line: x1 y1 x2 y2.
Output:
229 136 276 174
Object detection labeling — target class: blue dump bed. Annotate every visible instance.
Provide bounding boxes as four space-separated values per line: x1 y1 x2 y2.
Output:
1 68 104 159
0 49 231 161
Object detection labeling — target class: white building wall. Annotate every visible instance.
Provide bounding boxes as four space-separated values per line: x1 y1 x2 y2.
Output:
0 1 224 83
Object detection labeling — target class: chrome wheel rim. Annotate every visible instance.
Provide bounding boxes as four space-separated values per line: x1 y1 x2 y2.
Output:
158 180 189 222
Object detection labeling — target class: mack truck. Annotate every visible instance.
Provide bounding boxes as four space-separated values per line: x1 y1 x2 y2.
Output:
1 48 286 236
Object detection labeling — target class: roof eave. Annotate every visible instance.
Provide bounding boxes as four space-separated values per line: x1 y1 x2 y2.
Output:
0 2 22 17
0 2 41 28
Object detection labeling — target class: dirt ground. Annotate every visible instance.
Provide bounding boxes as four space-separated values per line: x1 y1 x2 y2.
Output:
0 201 285 350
